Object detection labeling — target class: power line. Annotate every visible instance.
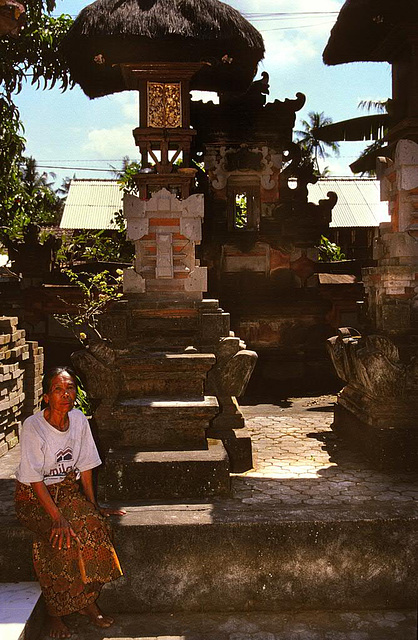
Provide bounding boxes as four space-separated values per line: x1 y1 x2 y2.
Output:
38 165 115 172
38 159 127 163
262 20 335 32
243 12 338 19
36 153 366 173
53 11 339 18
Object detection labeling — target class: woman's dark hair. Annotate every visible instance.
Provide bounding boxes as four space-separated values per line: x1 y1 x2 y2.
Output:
42 366 78 396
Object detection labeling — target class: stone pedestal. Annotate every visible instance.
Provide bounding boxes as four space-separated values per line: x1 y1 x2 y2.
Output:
73 329 230 500
327 328 418 471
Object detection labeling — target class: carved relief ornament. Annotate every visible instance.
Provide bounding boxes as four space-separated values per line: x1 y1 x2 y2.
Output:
208 146 282 191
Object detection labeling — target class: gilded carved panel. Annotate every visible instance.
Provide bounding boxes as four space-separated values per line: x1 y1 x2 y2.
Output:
147 82 182 128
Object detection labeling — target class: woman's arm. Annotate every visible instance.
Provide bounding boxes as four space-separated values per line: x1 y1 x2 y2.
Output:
80 469 126 516
30 481 77 550
79 469 98 507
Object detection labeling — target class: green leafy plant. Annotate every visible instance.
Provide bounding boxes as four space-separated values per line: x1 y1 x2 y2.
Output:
74 375 92 417
57 228 134 266
0 2 73 95
295 111 340 176
234 193 248 229
117 161 142 195
53 269 123 342
317 235 346 262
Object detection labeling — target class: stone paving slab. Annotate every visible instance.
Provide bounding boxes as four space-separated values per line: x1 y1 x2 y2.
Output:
44 609 417 640
233 396 418 512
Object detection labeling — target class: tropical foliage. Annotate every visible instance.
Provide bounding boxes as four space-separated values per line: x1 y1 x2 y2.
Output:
53 269 123 342
350 99 390 175
57 227 134 266
0 1 73 242
317 235 346 262
295 111 340 176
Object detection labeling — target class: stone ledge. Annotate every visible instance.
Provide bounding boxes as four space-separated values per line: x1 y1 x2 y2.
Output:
104 439 230 500
2 503 418 612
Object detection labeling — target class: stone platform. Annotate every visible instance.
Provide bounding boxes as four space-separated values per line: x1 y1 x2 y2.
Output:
1 397 417 625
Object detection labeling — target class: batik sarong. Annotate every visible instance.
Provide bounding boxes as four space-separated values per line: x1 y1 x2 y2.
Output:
15 471 123 617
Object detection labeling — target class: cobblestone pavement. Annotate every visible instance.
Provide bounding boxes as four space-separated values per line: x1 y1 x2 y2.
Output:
232 396 418 511
1 395 418 520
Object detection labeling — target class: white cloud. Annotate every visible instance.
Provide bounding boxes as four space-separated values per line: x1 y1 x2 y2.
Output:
230 0 343 69
83 123 136 158
190 91 219 104
112 92 139 121
82 92 140 158
262 32 317 69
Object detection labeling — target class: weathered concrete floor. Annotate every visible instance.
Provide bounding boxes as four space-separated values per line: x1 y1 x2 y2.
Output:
49 609 417 640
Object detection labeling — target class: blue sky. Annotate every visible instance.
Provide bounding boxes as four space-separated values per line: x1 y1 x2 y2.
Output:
14 0 391 186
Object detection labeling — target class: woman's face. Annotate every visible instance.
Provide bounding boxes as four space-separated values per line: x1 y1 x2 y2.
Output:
44 372 77 413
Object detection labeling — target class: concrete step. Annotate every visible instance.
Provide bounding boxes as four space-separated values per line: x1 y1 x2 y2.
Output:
96 503 418 614
103 440 231 500
52 610 418 640
3 503 418 613
0 583 43 640
106 396 219 450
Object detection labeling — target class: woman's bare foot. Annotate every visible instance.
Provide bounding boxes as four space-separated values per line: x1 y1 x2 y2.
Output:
47 615 72 638
80 601 114 628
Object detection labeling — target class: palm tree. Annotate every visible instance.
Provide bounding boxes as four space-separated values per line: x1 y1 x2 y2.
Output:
19 156 62 226
309 100 391 175
20 156 56 191
295 111 340 175
350 99 390 175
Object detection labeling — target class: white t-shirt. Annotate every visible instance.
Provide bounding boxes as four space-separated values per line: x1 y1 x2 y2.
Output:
16 408 102 486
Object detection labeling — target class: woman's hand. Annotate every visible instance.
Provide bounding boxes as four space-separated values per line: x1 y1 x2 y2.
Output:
49 514 78 550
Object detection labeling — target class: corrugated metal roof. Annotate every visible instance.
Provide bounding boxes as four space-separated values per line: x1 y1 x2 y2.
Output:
60 177 391 230
60 179 123 230
307 178 390 228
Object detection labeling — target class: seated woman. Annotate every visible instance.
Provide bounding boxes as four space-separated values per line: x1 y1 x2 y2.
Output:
15 366 125 638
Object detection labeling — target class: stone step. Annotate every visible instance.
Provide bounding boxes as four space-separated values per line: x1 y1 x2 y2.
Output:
95 503 418 614
3 504 417 614
103 439 231 501
117 352 215 397
0 583 43 640
105 396 219 450
59 610 418 640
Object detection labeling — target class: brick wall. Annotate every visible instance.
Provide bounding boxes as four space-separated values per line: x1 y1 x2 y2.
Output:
0 316 44 458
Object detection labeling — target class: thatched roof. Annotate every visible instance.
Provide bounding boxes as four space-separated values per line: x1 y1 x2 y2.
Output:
312 114 390 143
323 0 418 65
61 0 264 98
